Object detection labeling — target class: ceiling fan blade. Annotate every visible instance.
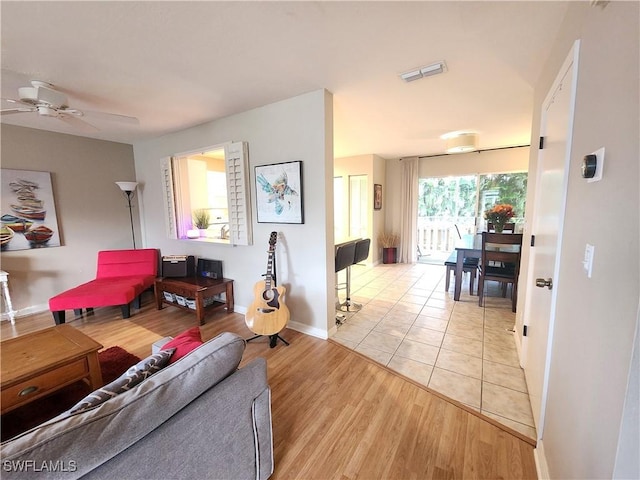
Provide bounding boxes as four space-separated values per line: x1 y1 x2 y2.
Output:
1 107 35 115
2 98 34 107
80 109 139 125
57 114 99 132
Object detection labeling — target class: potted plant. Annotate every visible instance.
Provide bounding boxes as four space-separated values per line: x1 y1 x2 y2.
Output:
193 209 210 236
378 231 399 264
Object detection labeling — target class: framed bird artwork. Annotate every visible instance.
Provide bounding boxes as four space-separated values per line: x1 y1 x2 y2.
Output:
255 161 304 224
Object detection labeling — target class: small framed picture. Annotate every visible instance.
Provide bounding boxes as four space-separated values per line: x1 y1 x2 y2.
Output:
374 184 382 210
255 161 304 224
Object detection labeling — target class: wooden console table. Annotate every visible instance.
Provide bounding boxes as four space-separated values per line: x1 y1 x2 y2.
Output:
155 277 234 325
1 324 103 415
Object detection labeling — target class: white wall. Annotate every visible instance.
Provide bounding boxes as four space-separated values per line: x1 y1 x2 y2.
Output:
418 146 529 178
133 89 334 338
614 314 639 479
519 2 639 478
0 125 137 316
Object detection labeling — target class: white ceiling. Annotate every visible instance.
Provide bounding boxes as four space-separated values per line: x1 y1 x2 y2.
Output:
0 1 570 159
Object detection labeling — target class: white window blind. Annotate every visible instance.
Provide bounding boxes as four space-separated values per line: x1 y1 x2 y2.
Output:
160 157 178 239
224 141 253 246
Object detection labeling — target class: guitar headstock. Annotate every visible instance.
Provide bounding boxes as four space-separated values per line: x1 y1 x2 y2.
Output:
269 231 278 249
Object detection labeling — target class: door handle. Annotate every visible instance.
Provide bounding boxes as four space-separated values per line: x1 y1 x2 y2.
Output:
535 278 553 290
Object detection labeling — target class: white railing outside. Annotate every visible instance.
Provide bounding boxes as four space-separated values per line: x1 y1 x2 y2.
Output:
417 216 476 263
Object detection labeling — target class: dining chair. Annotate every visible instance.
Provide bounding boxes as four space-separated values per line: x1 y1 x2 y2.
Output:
477 232 523 312
486 222 516 271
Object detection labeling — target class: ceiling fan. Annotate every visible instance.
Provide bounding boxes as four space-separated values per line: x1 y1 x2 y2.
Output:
1 80 138 132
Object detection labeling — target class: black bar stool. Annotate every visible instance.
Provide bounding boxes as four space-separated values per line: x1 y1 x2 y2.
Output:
354 238 371 265
338 238 371 312
335 242 356 312
349 238 371 311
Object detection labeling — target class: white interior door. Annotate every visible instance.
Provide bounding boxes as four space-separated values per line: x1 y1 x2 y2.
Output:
349 174 368 239
523 41 579 440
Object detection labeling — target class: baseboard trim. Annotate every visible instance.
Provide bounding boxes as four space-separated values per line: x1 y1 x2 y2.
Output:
534 439 550 479
287 320 328 340
234 305 247 315
1 303 49 321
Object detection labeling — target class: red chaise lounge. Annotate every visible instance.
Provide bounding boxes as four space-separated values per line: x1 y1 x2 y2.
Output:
49 249 159 324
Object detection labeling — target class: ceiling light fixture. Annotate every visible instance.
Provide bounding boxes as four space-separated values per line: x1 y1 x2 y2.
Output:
442 132 479 154
399 61 447 83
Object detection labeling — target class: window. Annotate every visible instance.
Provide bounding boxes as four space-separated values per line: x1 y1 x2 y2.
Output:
477 173 528 227
161 141 252 246
417 172 527 263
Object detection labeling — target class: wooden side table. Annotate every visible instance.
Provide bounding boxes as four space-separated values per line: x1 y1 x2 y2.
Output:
155 277 234 326
1 324 103 415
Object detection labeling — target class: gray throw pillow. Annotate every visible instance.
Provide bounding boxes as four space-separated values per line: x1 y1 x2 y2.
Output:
69 349 175 414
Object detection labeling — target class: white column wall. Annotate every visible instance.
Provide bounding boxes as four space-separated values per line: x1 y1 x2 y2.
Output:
133 89 334 338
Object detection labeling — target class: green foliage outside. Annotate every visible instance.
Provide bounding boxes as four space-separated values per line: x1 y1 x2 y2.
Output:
419 175 477 217
478 173 528 219
418 172 528 221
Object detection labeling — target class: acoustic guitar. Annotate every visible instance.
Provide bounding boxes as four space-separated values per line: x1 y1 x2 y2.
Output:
245 232 290 336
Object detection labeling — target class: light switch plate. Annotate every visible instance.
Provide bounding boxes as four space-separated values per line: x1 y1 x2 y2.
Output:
587 147 605 183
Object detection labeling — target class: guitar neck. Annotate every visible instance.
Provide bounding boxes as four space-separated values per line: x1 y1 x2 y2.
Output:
265 249 275 289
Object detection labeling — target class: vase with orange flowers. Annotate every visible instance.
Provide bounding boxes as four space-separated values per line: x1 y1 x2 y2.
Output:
484 204 515 233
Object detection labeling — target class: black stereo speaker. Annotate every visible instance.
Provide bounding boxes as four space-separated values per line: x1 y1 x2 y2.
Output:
162 255 196 277
197 258 223 279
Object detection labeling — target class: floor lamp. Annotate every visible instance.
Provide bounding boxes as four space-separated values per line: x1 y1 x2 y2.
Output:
115 181 139 249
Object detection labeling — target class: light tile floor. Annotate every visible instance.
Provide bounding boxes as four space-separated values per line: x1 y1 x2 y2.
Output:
331 261 537 440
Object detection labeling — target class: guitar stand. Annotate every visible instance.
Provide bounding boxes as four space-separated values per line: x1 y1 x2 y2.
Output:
247 333 290 348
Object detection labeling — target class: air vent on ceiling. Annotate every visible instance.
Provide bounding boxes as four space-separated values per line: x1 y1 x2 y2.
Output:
399 61 447 83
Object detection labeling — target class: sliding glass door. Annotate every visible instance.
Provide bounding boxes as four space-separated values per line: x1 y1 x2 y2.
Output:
417 176 477 262
418 172 527 263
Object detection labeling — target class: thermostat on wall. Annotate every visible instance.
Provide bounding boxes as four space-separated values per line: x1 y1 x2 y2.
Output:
583 147 604 182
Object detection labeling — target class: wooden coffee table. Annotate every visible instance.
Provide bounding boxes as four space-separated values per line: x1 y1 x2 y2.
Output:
1 324 103 415
155 277 234 325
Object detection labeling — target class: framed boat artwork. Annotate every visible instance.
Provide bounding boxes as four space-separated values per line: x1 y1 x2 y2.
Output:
1 169 61 250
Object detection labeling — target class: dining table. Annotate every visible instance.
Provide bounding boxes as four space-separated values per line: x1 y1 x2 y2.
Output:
452 234 482 301
451 233 521 301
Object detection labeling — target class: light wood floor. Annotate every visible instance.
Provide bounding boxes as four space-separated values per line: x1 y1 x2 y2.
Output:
1 295 538 479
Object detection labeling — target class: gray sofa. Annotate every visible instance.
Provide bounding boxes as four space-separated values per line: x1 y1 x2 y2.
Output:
1 332 273 480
